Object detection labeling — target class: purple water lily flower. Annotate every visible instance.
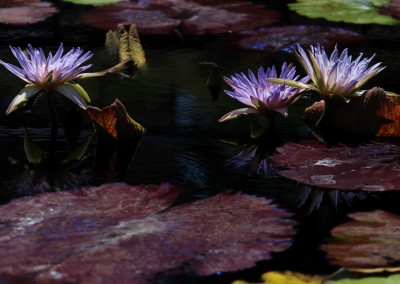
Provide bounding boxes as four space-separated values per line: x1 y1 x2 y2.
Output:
0 44 94 114
219 62 309 122
295 44 384 101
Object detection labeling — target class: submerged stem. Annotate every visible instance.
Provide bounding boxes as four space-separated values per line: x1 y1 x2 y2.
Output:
47 92 59 159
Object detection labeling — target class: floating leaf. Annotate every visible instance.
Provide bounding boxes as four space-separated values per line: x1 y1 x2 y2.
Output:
63 0 123 6
0 0 58 25
322 210 400 269
271 141 400 191
288 0 399 25
326 274 400 284
380 0 400 19
83 0 280 35
233 271 324 284
0 183 295 283
227 25 367 52
304 88 400 137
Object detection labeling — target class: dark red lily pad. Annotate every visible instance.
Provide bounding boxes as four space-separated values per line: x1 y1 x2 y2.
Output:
228 25 368 52
0 183 294 283
322 210 400 269
83 0 280 35
0 0 57 25
271 142 400 191
379 0 400 19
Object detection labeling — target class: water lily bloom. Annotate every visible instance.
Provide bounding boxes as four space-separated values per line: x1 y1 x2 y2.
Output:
0 44 94 114
219 62 309 122
269 44 385 101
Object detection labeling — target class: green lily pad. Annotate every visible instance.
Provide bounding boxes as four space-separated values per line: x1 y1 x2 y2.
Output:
63 0 123 6
326 274 400 284
288 0 400 25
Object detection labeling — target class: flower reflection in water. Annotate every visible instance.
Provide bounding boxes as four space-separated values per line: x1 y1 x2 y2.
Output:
296 187 371 214
226 144 273 177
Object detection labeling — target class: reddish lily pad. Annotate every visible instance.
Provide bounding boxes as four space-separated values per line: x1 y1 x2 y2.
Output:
379 0 400 19
0 183 294 283
83 0 280 35
271 142 400 191
229 25 368 52
322 210 400 269
0 0 57 25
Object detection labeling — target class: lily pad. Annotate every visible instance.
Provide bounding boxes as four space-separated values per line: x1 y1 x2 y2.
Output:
322 210 400 269
379 0 400 19
231 26 368 52
288 0 400 25
63 0 124 6
0 183 294 283
0 0 58 25
271 141 400 191
83 0 280 35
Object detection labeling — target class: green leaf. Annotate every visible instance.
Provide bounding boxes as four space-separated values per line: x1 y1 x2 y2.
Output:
62 0 123 6
56 83 90 109
325 273 400 284
63 135 92 163
24 128 43 164
6 84 41 115
218 108 259 122
288 0 400 25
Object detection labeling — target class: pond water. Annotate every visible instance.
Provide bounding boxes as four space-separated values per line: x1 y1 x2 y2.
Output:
1 1 400 283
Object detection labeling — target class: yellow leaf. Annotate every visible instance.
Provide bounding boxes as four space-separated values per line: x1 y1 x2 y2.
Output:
232 271 324 284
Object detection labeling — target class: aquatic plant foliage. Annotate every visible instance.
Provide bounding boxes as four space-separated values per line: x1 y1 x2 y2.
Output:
271 142 400 191
0 0 58 25
288 0 399 25
224 26 367 52
83 0 280 35
0 183 294 283
322 210 400 269
63 0 123 6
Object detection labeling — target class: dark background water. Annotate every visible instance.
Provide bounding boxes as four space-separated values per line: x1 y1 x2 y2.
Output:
0 0 400 283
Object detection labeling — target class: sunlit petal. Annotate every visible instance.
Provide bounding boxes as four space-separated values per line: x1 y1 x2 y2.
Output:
220 63 309 121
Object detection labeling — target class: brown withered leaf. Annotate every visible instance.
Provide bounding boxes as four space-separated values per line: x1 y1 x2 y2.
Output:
86 98 144 140
0 183 295 283
271 141 400 191
322 210 400 269
83 0 279 35
86 99 145 178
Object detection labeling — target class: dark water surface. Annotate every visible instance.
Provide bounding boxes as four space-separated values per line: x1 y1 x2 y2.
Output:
0 1 400 283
